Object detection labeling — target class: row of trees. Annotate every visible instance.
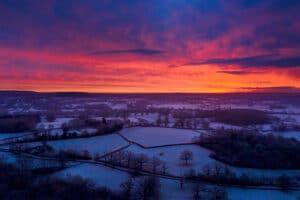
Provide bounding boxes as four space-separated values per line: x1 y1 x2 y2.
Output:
186 162 295 191
13 119 123 143
197 129 300 169
100 151 169 175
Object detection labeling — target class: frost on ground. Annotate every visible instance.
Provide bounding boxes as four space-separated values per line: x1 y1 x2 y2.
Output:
54 163 130 191
119 127 201 147
272 131 300 141
128 113 159 124
28 134 129 156
123 143 300 178
123 144 214 176
37 117 74 129
226 187 300 200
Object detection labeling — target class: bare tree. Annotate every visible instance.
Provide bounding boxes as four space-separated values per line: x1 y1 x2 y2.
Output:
94 153 100 161
151 156 161 174
120 178 134 200
135 154 149 170
61 123 69 138
58 154 67 168
210 186 228 200
164 114 169 127
82 150 91 159
213 162 223 176
180 149 194 165
202 164 212 177
124 151 133 168
278 175 292 191
17 156 32 171
156 114 162 126
192 183 202 200
135 176 160 200
161 161 168 175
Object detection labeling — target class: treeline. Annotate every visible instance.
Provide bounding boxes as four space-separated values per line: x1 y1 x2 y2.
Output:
0 114 40 133
127 108 271 129
199 109 270 126
197 129 300 169
186 162 295 190
15 120 123 143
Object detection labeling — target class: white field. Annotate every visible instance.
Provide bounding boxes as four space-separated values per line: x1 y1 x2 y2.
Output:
37 117 74 129
162 179 300 200
123 144 214 176
226 187 300 200
123 144 300 178
272 131 300 141
128 113 159 123
119 127 201 147
28 134 129 156
54 163 130 191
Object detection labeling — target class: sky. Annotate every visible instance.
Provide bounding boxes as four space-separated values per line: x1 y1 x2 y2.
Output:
1 0 300 93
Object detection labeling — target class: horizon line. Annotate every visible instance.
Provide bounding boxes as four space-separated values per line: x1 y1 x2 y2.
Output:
1 89 300 95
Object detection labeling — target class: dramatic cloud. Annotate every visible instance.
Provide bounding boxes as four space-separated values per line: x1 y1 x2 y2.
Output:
183 55 300 68
87 49 164 56
0 0 300 92
241 86 300 93
216 70 265 75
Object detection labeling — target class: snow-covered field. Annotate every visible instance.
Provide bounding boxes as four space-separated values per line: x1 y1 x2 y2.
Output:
128 113 159 123
28 134 129 156
123 144 214 176
122 143 300 178
54 163 130 191
226 187 300 200
37 117 74 129
119 127 201 147
272 131 300 141
3 93 300 199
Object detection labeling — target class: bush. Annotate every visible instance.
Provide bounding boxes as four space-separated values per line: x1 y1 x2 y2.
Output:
200 109 270 126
